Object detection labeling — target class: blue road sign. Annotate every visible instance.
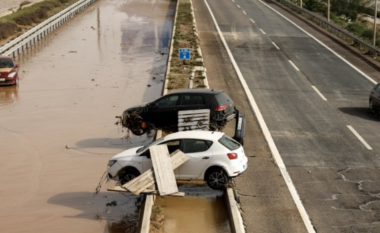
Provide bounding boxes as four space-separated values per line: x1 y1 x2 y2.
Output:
179 48 190 60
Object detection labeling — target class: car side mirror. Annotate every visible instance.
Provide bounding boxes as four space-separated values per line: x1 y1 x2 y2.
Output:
15 64 19 68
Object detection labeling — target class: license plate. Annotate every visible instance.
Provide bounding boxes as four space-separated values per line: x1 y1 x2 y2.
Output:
0 78 5 81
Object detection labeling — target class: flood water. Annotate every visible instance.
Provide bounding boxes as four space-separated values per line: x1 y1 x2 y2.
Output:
0 0 174 232
156 194 231 233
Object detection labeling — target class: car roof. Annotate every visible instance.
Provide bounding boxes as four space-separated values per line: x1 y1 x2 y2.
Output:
163 130 224 141
0 56 13 60
169 88 224 95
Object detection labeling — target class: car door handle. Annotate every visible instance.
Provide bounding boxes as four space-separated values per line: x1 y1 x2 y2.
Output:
202 156 210 159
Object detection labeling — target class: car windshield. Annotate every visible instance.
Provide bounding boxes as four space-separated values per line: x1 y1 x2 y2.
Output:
0 59 14 68
136 137 165 153
218 135 240 150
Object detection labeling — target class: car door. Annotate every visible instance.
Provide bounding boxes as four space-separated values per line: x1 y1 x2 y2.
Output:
177 139 213 179
146 94 181 127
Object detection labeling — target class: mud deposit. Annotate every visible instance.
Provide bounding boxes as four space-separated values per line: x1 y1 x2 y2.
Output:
155 195 230 233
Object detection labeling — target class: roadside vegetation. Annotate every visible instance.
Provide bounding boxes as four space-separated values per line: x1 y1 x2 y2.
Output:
0 0 79 42
167 0 205 90
288 0 380 46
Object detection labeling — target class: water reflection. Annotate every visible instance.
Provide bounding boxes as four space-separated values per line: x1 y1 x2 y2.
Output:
0 85 19 107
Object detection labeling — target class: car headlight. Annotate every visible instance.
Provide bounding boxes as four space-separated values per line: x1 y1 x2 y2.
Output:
8 72 16 78
108 160 117 167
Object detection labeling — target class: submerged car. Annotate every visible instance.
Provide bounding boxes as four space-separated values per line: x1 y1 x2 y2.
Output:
119 88 245 144
107 130 248 190
369 83 380 114
0 56 19 86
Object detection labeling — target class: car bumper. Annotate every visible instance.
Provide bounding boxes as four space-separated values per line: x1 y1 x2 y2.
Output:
0 78 17 86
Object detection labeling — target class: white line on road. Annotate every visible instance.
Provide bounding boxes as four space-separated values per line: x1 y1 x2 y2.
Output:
272 42 280 50
259 28 266 34
237 4 240 8
250 18 255 23
311 85 327 101
258 0 377 85
243 10 247 15
288 60 300 71
203 0 316 232
347 125 373 150
232 0 235 2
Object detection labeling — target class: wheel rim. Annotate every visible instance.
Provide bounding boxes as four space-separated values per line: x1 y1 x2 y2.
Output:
208 171 226 189
121 173 136 184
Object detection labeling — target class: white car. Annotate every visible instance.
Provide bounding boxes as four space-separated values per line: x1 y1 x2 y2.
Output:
107 131 248 190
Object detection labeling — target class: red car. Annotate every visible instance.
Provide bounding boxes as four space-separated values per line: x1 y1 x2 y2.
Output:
0 56 19 86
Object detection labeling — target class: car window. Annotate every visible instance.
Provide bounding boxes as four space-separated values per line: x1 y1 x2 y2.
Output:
159 140 181 154
375 84 380 91
0 59 14 68
218 135 240 150
182 139 212 153
137 137 165 154
155 95 179 107
181 94 205 105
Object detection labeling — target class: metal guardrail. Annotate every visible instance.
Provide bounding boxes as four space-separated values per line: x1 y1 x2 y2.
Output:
276 0 380 57
0 0 98 57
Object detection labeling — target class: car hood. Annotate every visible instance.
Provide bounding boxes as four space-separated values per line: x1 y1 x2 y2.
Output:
0 68 12 73
111 146 143 160
123 102 150 114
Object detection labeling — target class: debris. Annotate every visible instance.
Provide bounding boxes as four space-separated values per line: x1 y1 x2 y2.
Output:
65 145 70 149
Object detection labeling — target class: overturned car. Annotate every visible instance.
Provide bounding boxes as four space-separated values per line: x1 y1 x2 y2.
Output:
118 89 246 144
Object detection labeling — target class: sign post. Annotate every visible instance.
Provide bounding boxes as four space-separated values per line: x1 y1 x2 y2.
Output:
179 48 190 64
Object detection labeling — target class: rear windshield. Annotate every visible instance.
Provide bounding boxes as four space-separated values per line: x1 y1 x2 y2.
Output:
215 92 234 107
218 135 240 150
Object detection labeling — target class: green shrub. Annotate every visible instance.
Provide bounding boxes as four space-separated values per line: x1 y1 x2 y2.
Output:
346 22 366 35
0 22 20 39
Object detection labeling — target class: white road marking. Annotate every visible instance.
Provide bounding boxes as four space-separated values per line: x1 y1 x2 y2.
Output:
243 10 247 15
258 0 377 85
259 28 266 34
203 0 316 232
288 60 300 71
272 42 280 50
347 125 373 150
250 18 255 24
237 4 240 8
232 0 235 2
311 85 327 101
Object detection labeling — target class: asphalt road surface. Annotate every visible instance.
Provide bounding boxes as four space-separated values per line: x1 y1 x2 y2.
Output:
193 0 380 232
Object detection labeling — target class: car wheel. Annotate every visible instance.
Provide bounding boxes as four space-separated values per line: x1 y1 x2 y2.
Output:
205 168 229 190
119 167 140 185
130 126 146 136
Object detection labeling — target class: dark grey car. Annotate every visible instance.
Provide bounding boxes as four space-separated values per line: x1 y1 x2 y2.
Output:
369 83 380 113
119 89 246 144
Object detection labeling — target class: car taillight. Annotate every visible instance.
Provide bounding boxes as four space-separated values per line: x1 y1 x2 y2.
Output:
227 153 238 160
215 105 227 111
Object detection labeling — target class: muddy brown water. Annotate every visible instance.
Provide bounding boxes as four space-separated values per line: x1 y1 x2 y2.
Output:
0 0 231 232
156 184 231 233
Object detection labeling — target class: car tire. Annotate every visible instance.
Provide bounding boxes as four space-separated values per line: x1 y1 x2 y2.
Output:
119 167 140 185
205 167 229 190
130 126 146 136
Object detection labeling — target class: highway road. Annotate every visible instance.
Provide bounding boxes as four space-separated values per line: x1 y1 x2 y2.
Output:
193 0 380 232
